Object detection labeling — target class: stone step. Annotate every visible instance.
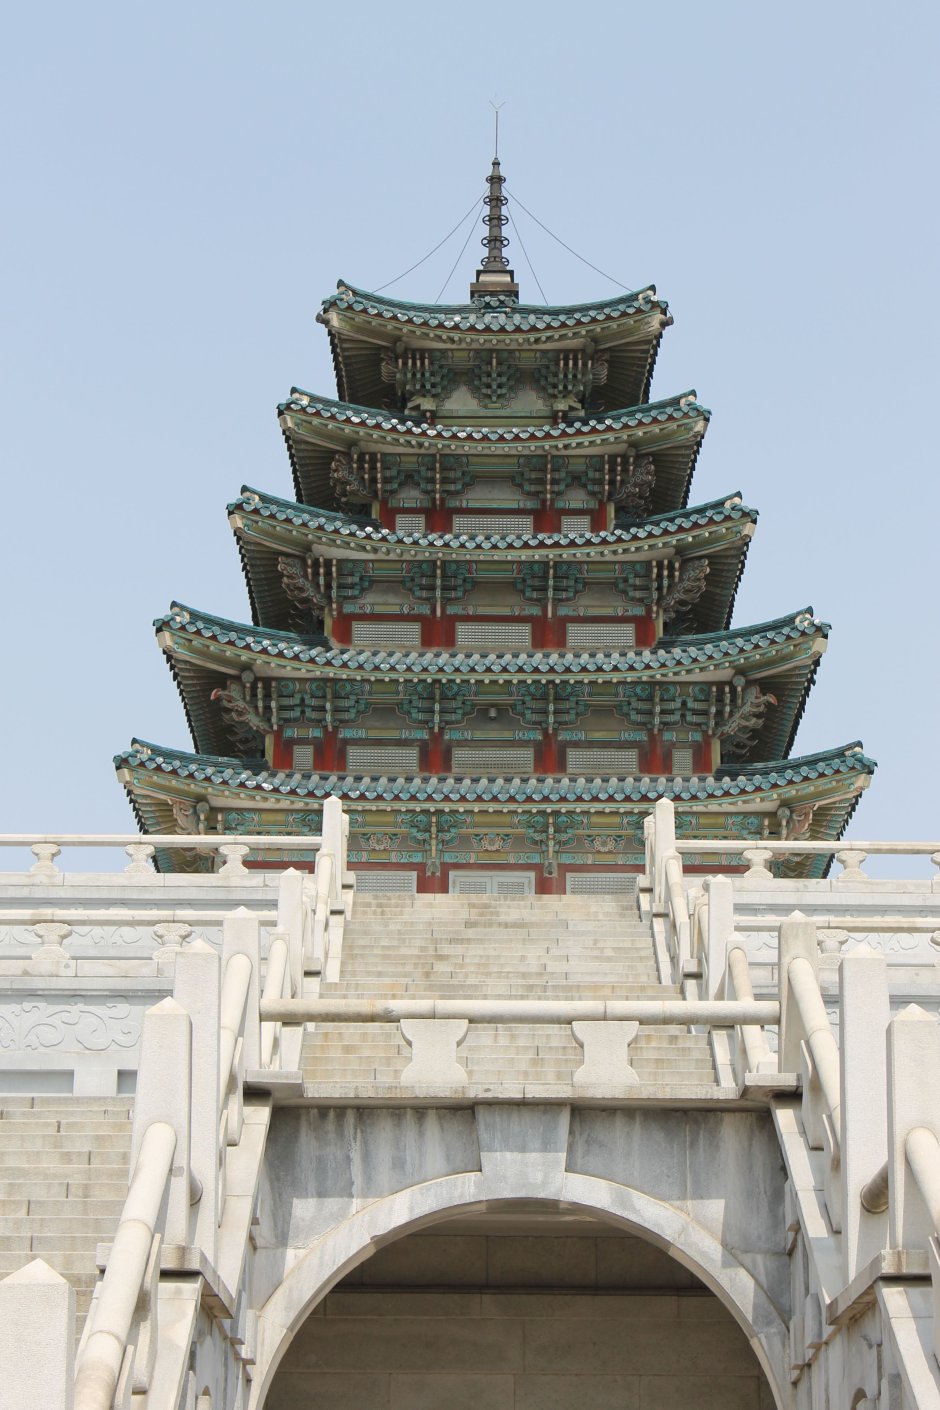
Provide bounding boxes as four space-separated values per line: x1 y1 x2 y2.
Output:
0 1148 131 1169
345 929 652 942
0 1119 135 1137
1 1215 125 1240
326 985 675 998
25 1198 127 1218
0 1132 131 1152
0 1178 128 1202
0 1097 134 1111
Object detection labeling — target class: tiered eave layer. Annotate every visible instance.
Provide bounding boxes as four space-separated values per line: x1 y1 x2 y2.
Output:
280 390 707 513
231 487 755 633
158 602 827 761
117 737 875 847
319 281 671 409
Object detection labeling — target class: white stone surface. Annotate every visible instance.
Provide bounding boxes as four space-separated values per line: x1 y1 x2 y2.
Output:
0 1258 75 1410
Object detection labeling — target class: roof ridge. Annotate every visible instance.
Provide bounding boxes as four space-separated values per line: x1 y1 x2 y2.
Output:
231 488 746 549
156 603 828 666
322 279 665 320
283 387 702 427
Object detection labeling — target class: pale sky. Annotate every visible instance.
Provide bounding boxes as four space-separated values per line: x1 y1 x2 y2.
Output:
1 0 937 863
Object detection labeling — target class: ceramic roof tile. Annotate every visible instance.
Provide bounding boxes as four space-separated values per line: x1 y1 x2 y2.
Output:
230 487 754 552
156 603 828 676
116 740 876 804
278 389 707 442
320 280 668 331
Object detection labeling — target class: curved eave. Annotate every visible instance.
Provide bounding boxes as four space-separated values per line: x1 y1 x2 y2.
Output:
279 391 708 515
156 602 828 759
157 602 826 677
323 314 669 413
117 739 875 814
319 280 670 332
230 488 750 631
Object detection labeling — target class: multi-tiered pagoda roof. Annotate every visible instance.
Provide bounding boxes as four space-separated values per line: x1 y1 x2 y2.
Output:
117 156 874 885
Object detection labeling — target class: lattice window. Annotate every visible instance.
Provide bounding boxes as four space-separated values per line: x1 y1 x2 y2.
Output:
449 872 535 895
351 621 423 647
355 872 418 893
561 515 592 533
395 514 426 534
453 514 534 536
566 874 637 896
455 622 532 650
565 623 636 649
291 744 314 771
451 746 535 773
671 746 695 774
566 747 639 772
346 744 420 771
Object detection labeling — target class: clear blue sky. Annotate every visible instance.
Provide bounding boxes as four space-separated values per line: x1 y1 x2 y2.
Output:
1 0 937 851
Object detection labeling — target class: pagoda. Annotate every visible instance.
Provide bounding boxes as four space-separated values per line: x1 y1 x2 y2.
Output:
116 157 875 889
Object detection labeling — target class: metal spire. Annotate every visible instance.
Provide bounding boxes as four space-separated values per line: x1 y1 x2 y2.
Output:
470 107 519 301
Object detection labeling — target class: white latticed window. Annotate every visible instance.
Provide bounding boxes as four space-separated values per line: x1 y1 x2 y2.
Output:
449 872 535 895
560 515 591 533
451 746 535 773
355 872 418 893
565 747 639 772
395 514 425 534
453 514 534 535
671 746 694 774
566 874 637 895
351 621 423 647
291 743 314 771
455 622 532 649
346 745 420 772
565 623 636 649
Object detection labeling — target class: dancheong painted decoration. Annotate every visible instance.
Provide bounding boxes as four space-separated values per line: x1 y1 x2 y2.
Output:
116 157 875 887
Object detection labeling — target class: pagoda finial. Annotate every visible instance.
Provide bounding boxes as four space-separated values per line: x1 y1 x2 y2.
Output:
470 108 519 302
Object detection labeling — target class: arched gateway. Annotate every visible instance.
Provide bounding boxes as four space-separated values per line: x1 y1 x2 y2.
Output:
248 1106 787 1409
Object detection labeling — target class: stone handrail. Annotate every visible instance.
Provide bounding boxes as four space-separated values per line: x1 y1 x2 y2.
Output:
260 933 291 1067
663 853 691 975
904 1127 940 1231
260 996 780 1024
74 1121 177 1410
219 953 254 1110
724 945 775 1076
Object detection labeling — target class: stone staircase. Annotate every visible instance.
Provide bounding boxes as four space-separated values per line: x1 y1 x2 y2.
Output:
302 895 717 1087
0 1096 133 1336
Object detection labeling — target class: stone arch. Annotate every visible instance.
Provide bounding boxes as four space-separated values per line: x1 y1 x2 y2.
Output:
250 1170 789 1409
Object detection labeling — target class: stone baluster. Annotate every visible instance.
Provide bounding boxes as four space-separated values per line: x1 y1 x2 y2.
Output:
571 1021 640 1086
400 1019 468 1085
740 847 774 882
124 843 156 877
27 921 74 976
835 849 869 883
931 851 940 892
216 844 250 876
28 843 60 880
152 922 193 976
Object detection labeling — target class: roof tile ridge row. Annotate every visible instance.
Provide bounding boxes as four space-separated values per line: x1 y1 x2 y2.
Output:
279 387 708 436
231 486 756 547
155 601 827 661
116 737 877 788
321 278 667 323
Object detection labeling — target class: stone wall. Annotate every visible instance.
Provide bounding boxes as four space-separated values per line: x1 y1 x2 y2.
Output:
267 1231 774 1410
